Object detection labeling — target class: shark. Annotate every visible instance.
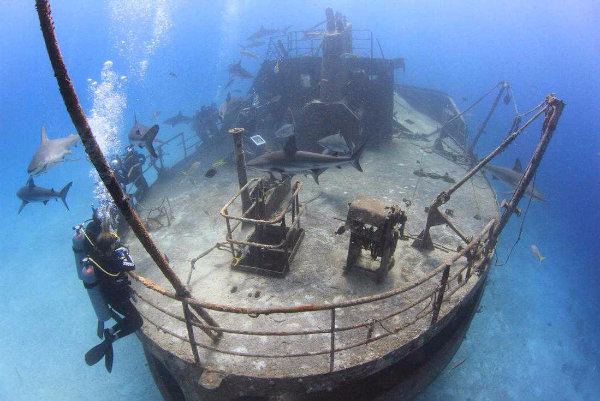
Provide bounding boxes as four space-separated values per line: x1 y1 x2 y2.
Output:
240 49 259 59
483 158 545 201
163 111 193 127
247 25 279 41
238 41 265 49
128 113 161 158
228 60 254 79
246 135 366 184
27 126 79 176
16 177 72 214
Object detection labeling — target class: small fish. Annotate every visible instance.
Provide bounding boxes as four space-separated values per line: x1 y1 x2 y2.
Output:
182 161 201 176
404 119 415 125
530 244 545 262
503 93 511 105
205 168 217 178
169 71 178 78
212 158 226 168
311 78 328 91
224 77 235 90
444 357 467 374
317 132 350 155
274 60 280 74
274 123 295 138
461 96 468 102
151 110 161 119
340 53 359 59
241 49 259 59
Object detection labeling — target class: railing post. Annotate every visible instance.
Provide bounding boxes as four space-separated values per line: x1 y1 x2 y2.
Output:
330 308 336 372
431 265 450 325
182 301 200 364
181 133 187 159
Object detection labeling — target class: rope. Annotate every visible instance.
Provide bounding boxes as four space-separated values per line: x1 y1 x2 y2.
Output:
425 81 503 138
494 175 537 267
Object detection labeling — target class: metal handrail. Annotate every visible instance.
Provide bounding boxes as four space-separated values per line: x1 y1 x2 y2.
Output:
129 219 494 315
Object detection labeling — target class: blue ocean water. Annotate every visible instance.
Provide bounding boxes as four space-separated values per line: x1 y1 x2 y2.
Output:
1 1 598 400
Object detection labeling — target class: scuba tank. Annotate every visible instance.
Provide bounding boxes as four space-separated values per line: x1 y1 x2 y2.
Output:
73 224 112 338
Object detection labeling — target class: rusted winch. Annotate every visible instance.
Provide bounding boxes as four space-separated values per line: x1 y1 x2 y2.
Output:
337 195 407 283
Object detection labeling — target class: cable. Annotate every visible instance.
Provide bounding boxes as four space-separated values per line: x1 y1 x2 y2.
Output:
494 174 537 266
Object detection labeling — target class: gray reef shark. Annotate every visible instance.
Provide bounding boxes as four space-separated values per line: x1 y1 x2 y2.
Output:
16 177 72 214
484 158 545 201
240 49 259 59
246 135 366 184
228 60 255 79
27 126 79 176
247 25 279 41
163 111 193 127
128 113 161 158
239 41 265 49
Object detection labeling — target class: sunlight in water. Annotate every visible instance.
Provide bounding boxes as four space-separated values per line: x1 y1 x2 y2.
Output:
86 60 127 217
108 0 174 79
215 0 241 99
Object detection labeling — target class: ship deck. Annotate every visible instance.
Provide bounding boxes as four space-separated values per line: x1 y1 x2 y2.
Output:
125 91 499 380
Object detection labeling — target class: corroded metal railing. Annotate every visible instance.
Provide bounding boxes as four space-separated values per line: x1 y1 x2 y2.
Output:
130 218 495 371
38 0 564 375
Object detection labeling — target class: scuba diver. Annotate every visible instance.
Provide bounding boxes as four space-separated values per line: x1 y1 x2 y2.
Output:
110 145 149 202
192 103 221 141
79 213 143 373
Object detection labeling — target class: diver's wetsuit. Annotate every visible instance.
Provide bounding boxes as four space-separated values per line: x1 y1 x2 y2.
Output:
90 246 143 338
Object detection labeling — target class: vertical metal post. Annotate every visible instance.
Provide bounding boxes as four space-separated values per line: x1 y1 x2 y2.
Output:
224 210 235 256
158 146 165 170
329 308 336 372
229 128 251 214
370 31 373 59
182 133 187 159
376 38 385 59
468 82 507 154
431 264 450 325
182 301 200 364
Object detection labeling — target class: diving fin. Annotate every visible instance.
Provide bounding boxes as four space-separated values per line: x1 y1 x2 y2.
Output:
104 344 114 373
85 329 115 367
